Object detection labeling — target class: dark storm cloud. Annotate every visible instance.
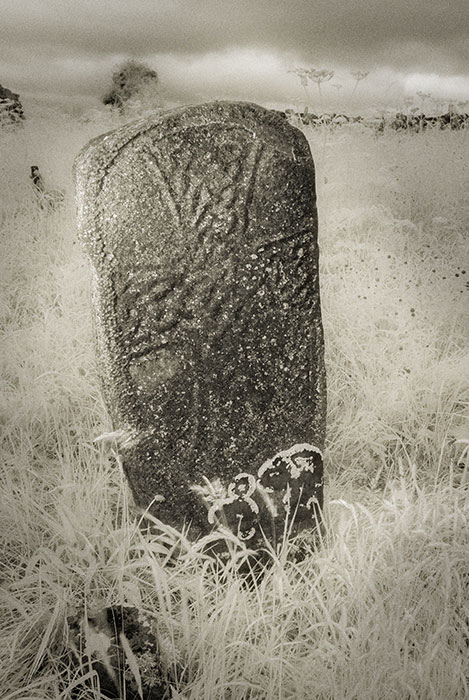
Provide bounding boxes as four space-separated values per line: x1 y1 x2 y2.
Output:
1 0 468 106
2 0 467 67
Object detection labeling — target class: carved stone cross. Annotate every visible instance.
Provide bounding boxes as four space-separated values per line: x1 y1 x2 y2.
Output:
74 101 326 553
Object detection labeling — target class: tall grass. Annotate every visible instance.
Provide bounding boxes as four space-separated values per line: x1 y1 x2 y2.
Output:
310 125 469 489
0 106 468 699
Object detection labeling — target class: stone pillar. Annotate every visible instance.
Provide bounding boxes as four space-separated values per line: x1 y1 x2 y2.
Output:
74 101 326 552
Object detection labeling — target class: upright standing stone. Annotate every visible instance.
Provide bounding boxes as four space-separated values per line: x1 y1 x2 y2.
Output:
74 101 326 552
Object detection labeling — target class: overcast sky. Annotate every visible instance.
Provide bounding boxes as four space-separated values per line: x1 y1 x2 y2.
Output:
1 0 469 113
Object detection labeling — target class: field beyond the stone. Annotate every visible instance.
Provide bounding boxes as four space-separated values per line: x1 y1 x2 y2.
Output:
1 107 469 699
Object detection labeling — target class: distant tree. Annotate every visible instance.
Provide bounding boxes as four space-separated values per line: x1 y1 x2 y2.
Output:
103 59 161 112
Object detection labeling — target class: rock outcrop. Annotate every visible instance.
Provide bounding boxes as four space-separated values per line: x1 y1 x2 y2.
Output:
0 84 24 124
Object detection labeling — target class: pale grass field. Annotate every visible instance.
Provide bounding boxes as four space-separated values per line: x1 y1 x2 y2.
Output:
1 107 469 699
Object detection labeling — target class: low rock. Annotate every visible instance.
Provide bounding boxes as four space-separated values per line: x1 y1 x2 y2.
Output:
0 83 24 124
67 606 171 699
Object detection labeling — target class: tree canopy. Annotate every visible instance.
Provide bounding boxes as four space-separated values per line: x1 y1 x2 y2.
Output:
103 59 160 112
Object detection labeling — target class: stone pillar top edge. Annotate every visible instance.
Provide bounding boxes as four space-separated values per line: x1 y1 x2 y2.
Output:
73 101 311 184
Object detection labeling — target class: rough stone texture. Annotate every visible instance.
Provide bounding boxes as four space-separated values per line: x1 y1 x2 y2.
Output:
74 101 326 551
0 83 24 124
68 606 170 699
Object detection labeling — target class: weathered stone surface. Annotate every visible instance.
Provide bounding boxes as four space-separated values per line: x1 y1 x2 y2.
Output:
68 606 169 699
74 101 326 551
0 83 24 124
